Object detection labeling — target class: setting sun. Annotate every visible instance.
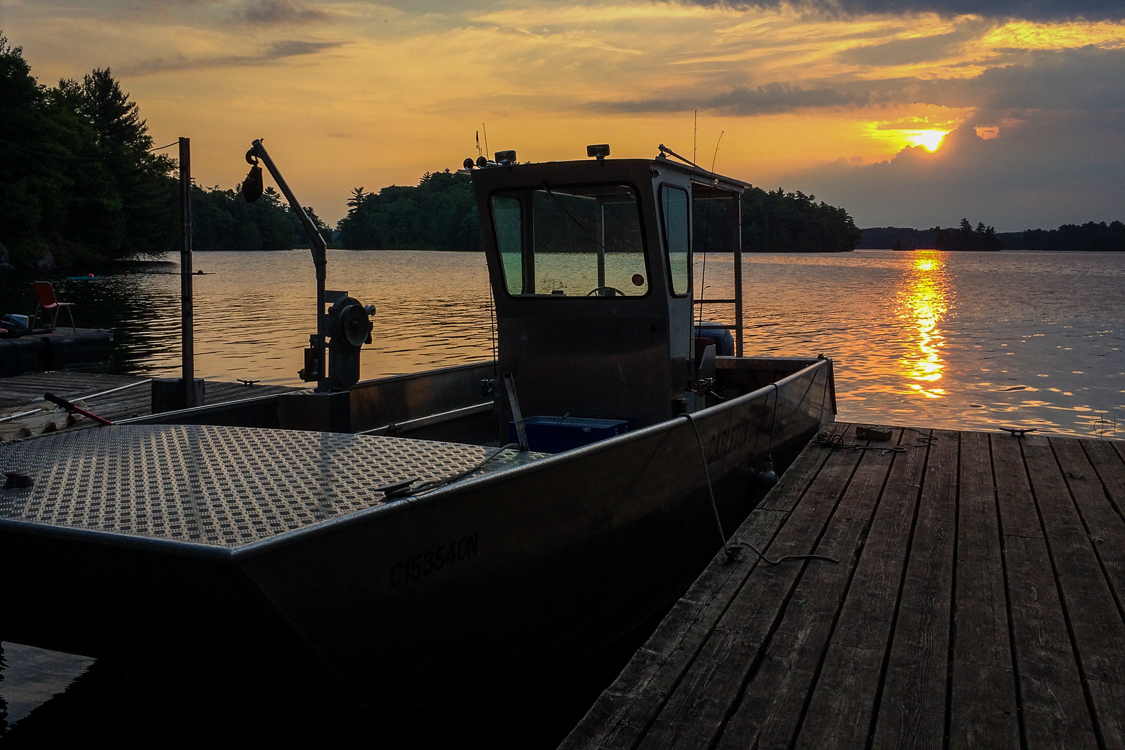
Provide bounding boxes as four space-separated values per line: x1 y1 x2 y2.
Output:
907 130 949 152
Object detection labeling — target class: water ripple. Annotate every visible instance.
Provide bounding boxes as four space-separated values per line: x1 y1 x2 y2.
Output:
3 249 1121 437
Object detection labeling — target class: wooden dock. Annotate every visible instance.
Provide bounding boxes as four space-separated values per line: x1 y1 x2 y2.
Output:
1 372 301 441
562 423 1125 750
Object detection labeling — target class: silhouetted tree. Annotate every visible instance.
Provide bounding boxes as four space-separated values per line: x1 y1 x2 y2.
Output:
337 170 480 250
741 187 860 252
1000 221 1125 251
0 35 176 266
932 218 1002 251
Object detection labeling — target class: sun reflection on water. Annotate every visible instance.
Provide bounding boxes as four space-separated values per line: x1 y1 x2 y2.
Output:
897 252 951 399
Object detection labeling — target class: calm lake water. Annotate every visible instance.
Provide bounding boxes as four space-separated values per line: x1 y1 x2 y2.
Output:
1 248 1123 741
3 248 1123 437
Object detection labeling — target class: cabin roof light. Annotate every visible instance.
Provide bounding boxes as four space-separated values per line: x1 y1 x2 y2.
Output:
587 144 610 160
495 150 516 166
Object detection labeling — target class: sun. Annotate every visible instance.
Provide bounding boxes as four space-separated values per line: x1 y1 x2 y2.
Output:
906 130 949 152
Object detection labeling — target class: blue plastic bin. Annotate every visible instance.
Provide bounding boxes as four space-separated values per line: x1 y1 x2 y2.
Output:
508 416 629 453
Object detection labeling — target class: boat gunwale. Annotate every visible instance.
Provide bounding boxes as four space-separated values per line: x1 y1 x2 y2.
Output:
229 355 832 561
0 357 831 561
117 359 497 428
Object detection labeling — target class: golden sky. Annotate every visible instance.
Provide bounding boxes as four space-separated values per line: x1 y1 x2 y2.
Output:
3 0 1123 229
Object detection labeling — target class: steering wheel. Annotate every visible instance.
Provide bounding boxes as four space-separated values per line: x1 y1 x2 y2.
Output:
586 286 626 297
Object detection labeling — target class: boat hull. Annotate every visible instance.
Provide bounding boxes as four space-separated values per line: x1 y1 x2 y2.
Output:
0 357 833 709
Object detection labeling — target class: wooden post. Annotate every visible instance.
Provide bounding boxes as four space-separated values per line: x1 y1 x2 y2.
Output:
733 193 743 357
179 137 196 407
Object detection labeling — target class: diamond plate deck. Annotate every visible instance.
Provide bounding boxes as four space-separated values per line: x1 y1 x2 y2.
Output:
0 425 517 547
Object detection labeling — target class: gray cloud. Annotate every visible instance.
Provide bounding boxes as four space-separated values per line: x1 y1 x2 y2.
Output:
837 19 992 66
593 46 1125 116
594 80 912 114
686 0 1125 22
915 46 1125 111
785 110 1125 229
239 0 328 24
122 39 342 75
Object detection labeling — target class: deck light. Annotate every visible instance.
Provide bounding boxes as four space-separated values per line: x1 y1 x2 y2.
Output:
464 157 476 170
476 156 488 169
495 150 516 166
587 144 610 160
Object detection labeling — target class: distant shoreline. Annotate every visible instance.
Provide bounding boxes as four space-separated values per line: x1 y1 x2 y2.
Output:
860 221 1125 252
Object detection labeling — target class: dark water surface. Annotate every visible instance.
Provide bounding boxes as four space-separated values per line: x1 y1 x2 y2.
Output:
1 248 1123 741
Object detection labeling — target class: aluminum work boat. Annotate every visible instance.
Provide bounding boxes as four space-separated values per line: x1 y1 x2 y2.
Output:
0 143 835 710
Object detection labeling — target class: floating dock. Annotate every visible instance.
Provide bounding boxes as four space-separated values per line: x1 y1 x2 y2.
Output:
563 423 1125 749
0 329 114 377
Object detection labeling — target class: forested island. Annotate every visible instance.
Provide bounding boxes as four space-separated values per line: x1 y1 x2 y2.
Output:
338 171 479 251
1 35 177 268
337 178 863 254
860 220 1125 251
1 35 328 267
741 188 860 253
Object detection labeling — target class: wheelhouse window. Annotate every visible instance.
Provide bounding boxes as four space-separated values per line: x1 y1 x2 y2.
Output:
490 184 648 297
660 185 690 296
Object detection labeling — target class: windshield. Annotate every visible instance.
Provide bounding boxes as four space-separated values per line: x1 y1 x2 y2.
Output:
491 184 648 298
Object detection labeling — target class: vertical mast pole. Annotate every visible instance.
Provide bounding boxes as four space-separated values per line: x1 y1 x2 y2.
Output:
179 137 196 406
733 192 743 357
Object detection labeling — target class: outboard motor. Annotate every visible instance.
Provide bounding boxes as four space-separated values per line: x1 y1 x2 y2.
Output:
324 295 375 389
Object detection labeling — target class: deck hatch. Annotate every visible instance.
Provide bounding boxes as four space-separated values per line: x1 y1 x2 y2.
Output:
0 425 506 547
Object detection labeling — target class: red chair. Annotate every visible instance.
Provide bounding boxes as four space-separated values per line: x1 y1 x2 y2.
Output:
31 281 77 331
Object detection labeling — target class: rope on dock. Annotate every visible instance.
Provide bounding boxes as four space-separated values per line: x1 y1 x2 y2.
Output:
683 412 839 568
815 430 907 453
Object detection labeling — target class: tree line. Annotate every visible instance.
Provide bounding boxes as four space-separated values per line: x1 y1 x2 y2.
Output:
860 220 1125 251
191 184 330 252
934 219 1002 252
0 34 327 268
1006 221 1125 252
741 187 861 253
338 178 863 254
337 170 479 251
1 34 177 268
2 30 861 266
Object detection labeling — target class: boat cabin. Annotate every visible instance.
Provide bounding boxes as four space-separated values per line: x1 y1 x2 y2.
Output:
117 144 825 452
469 147 747 432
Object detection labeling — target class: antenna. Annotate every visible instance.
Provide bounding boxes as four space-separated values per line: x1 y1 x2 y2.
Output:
476 130 482 158
694 129 725 387
693 110 697 167
482 123 489 159
711 130 724 172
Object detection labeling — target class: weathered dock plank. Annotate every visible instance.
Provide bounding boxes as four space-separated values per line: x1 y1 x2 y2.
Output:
712 430 906 750
1072 439 1125 606
1030 437 1125 748
558 423 854 750
949 430 1019 750
992 435 1098 748
790 428 929 750
563 427 1125 750
633 427 895 750
870 429 957 750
